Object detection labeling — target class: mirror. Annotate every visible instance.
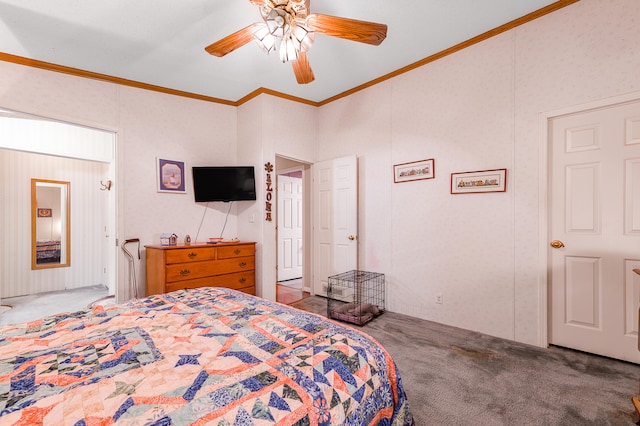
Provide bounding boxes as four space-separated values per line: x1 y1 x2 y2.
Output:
31 179 70 269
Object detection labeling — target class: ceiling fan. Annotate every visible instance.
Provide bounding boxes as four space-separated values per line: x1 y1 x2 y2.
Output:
204 0 387 84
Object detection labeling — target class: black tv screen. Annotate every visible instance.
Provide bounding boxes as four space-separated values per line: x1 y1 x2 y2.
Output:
192 166 256 202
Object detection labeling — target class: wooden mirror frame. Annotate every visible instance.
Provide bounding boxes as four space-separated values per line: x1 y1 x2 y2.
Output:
31 179 71 269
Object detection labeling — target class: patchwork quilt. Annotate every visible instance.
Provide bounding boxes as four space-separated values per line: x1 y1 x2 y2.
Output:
0 287 414 425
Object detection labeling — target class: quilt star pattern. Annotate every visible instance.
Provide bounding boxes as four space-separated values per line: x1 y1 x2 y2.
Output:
0 287 414 425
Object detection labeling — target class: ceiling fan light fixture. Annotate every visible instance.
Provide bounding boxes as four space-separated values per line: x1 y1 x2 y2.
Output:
291 22 314 51
266 9 290 38
279 35 299 62
259 7 315 63
253 23 277 54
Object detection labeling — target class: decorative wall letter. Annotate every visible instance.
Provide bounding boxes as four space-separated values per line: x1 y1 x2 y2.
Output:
264 162 273 221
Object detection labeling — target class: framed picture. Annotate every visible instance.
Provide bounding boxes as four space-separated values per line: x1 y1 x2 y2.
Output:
393 159 435 183
157 158 186 193
450 168 507 194
37 208 52 217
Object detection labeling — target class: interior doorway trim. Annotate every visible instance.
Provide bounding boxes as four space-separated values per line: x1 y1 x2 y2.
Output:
275 155 312 298
538 90 640 349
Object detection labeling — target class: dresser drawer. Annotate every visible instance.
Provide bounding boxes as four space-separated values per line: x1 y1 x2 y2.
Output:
165 260 217 282
164 256 255 283
165 276 216 292
164 272 254 293
214 271 255 290
218 244 254 259
213 256 255 275
165 247 215 264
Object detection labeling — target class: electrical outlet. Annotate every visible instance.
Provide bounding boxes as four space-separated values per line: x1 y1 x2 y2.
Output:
435 293 443 304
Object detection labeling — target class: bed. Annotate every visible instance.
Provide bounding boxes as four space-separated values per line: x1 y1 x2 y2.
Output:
35 240 61 264
0 287 414 425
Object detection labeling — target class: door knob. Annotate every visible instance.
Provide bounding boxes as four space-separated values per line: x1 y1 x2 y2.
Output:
550 240 565 249
348 235 356 241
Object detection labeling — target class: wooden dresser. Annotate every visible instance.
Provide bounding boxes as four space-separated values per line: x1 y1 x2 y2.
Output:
145 241 256 296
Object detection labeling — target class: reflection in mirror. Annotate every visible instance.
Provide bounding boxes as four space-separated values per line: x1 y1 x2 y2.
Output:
31 179 70 269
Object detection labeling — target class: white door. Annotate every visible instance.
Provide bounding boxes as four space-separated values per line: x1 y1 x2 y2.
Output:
313 156 358 296
277 174 303 281
549 100 640 363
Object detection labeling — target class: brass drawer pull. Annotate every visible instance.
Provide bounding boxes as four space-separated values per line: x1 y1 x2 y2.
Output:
188 252 198 259
180 269 191 276
234 249 241 255
239 262 247 268
239 277 246 283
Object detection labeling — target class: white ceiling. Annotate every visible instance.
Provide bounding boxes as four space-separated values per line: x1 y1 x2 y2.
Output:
0 0 566 103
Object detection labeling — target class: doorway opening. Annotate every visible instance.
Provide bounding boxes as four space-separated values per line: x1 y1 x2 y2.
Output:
0 108 117 321
275 155 311 305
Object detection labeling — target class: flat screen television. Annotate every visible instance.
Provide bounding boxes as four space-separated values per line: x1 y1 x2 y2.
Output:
192 166 256 202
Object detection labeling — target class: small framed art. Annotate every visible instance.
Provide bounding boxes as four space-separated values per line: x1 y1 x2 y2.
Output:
157 158 186 193
450 168 507 194
393 159 435 183
37 208 52 217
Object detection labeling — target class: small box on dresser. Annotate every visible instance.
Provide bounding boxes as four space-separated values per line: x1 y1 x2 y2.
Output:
145 241 256 296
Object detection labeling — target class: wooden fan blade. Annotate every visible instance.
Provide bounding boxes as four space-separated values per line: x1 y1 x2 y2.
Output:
306 14 387 46
204 24 258 57
292 51 315 84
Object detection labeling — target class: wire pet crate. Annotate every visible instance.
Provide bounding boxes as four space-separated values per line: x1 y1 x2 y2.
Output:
327 270 385 325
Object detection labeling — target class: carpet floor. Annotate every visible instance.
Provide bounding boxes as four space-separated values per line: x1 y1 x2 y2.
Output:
291 296 640 425
0 285 110 325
